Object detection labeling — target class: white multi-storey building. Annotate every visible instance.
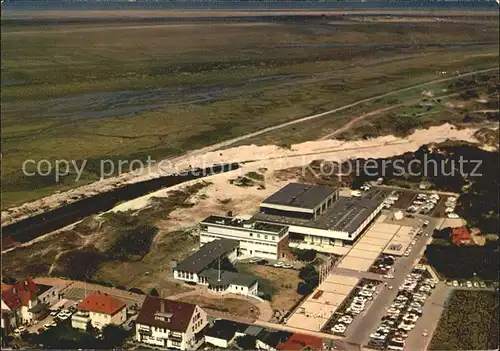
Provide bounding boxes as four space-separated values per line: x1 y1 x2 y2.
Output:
72 293 127 330
253 183 387 247
199 216 290 260
136 297 207 350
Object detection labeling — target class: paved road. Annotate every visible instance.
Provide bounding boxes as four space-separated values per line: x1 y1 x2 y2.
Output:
404 282 451 351
168 284 274 321
344 217 438 345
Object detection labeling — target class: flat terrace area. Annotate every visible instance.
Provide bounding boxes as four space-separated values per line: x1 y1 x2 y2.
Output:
337 221 402 272
254 189 387 233
285 275 359 332
382 224 415 256
202 215 287 234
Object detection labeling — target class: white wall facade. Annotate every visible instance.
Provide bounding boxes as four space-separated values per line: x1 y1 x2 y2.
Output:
173 271 199 283
88 307 126 329
135 305 207 350
1 301 17 334
205 335 232 348
199 222 287 260
37 286 63 306
226 282 258 296
288 203 384 245
19 299 37 324
71 312 90 330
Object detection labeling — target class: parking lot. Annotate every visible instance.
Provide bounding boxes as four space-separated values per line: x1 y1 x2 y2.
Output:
25 299 78 335
385 188 460 219
322 279 383 337
344 215 441 346
367 266 438 350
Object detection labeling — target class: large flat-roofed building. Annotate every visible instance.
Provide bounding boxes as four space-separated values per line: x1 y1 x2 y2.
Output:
199 215 289 260
253 183 387 247
260 183 339 220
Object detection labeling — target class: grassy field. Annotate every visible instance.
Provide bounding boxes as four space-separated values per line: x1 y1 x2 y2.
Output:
238 263 303 312
1 12 498 208
178 295 260 320
430 290 499 350
1 183 206 296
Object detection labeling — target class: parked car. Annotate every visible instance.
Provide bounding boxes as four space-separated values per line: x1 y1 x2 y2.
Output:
339 315 353 324
332 324 347 334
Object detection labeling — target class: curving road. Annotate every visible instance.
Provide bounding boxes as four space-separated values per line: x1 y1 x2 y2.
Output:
2 67 496 227
206 67 497 149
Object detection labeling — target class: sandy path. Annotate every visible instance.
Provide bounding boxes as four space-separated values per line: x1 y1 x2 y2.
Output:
2 67 496 226
318 104 405 140
470 109 500 113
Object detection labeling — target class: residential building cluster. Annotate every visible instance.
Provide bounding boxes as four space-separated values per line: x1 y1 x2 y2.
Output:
2 277 323 350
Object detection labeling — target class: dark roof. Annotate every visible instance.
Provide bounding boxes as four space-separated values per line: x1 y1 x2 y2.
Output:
205 319 250 341
136 296 197 332
254 189 387 235
244 325 263 336
201 215 287 235
176 239 239 274
257 329 293 348
28 302 49 314
199 269 257 287
36 284 52 295
261 183 337 210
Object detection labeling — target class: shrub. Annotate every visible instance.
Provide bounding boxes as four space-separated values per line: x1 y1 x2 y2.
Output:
128 288 144 294
297 281 313 295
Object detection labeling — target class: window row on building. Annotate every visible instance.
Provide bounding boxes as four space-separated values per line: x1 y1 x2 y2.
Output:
202 234 277 248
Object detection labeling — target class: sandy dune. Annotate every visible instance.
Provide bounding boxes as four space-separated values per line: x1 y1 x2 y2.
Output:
0 123 484 227
109 124 481 231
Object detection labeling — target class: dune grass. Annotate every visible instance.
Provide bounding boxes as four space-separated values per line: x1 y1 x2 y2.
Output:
1 14 498 208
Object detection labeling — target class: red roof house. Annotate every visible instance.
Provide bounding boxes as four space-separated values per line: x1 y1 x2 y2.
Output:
451 227 472 245
277 333 323 350
74 293 127 330
77 293 126 316
1 279 43 328
1 279 39 311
